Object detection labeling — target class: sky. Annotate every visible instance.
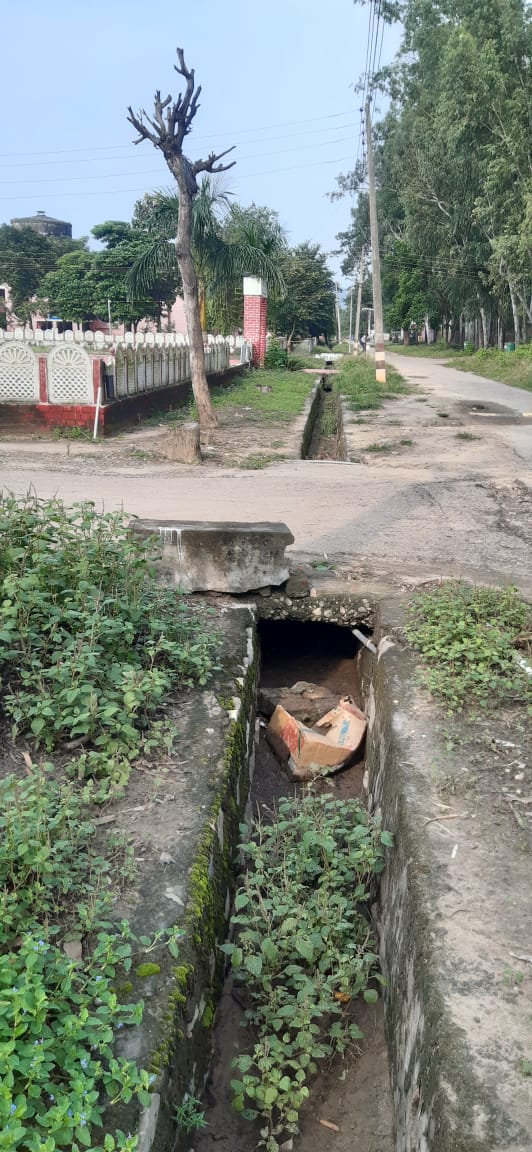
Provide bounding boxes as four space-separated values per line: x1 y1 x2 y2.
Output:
1 0 400 285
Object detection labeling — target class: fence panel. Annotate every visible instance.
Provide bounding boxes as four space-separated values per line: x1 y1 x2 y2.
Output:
0 343 40 402
48 345 93 405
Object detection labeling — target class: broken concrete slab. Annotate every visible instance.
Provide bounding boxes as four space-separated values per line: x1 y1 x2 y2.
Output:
130 520 294 593
257 682 339 725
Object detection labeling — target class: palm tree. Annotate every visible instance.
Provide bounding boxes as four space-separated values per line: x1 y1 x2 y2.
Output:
129 179 285 335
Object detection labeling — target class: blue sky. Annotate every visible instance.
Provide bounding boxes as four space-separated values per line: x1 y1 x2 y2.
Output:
1 1 399 284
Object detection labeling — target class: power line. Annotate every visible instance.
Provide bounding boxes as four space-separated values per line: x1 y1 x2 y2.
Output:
0 136 356 188
0 110 355 161
0 119 358 171
0 154 354 204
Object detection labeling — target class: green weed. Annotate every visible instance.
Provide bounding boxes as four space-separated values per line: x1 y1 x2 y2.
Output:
222 794 391 1150
451 343 532 392
365 440 395 453
405 582 532 712
0 766 162 1152
336 358 408 413
0 495 217 784
52 425 92 441
240 453 286 470
175 1095 207 1134
455 431 480 441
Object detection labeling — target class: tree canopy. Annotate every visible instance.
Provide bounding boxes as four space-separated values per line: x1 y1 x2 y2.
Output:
337 0 532 345
268 242 336 344
0 225 83 320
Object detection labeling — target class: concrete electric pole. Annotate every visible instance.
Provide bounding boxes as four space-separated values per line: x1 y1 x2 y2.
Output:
365 100 386 383
354 254 364 351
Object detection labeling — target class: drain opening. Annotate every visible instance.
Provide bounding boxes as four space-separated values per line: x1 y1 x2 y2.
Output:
195 617 394 1152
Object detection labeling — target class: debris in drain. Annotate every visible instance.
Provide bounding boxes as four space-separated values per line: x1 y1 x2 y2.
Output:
267 695 367 780
258 680 339 726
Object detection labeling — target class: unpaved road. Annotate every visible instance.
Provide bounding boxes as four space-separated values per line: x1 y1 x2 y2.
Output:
0 354 530 590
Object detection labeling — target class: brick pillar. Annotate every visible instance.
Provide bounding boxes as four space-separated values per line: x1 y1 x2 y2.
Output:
243 276 268 366
38 356 48 402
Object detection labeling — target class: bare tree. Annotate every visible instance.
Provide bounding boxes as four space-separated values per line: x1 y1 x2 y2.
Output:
128 49 236 429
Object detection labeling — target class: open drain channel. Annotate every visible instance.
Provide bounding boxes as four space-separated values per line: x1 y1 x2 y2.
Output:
303 378 347 461
194 618 393 1152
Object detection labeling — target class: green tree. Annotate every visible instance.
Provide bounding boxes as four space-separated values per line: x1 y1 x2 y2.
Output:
340 0 532 346
129 182 285 334
40 250 96 324
269 243 336 345
92 221 179 327
0 225 83 318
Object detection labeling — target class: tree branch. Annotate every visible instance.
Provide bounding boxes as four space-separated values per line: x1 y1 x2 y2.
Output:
193 146 236 176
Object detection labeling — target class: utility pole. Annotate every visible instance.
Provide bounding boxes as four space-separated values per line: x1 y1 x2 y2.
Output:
335 282 342 345
365 100 386 383
348 285 354 346
354 253 364 351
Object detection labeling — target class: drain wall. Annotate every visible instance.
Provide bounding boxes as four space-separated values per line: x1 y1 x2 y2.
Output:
364 611 515 1152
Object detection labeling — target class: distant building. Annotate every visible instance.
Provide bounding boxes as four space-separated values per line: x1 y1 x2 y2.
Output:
10 210 72 239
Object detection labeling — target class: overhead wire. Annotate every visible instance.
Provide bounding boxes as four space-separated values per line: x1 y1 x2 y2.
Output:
0 110 356 162
0 135 357 187
0 154 355 205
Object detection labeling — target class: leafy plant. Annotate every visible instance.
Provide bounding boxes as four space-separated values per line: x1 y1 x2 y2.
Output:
0 927 154 1151
264 340 289 370
0 762 164 1152
0 496 217 782
174 1094 207 1134
0 769 111 948
405 582 532 712
221 794 391 1150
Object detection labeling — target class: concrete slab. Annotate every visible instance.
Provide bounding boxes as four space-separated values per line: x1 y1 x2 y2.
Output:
130 519 294 593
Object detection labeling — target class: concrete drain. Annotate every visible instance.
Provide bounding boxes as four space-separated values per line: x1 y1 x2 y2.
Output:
194 615 394 1152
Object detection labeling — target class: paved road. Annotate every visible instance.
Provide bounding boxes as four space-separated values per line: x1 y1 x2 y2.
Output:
1 356 530 590
388 353 532 466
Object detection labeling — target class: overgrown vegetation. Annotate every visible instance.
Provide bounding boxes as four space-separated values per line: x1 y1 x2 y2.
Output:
451 344 532 392
405 582 532 712
0 496 216 789
0 768 158 1152
336 358 408 412
0 496 217 1151
222 794 391 1151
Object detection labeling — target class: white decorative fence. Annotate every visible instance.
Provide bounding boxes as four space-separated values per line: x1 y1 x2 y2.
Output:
0 342 40 402
0 332 234 406
48 345 93 405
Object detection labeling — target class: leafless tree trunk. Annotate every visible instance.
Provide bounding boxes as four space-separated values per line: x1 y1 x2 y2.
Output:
128 49 235 429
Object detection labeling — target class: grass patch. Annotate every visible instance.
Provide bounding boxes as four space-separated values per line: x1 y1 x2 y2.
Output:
152 369 316 428
405 582 532 713
210 368 315 422
455 431 480 441
239 453 286 470
391 342 464 358
450 344 532 391
336 358 408 412
365 440 395 454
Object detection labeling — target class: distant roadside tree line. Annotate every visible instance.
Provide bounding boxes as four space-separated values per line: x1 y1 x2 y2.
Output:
335 0 532 347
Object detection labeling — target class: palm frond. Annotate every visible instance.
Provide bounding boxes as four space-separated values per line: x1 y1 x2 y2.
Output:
128 238 177 299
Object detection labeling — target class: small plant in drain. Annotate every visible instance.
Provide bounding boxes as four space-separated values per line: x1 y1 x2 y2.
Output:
220 793 392 1151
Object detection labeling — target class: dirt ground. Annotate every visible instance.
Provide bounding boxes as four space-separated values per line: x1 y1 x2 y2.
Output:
0 355 530 594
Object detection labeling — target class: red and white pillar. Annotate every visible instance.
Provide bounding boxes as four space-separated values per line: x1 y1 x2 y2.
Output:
243 277 268 366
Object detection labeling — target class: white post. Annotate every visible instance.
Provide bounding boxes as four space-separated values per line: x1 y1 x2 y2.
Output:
93 385 103 441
